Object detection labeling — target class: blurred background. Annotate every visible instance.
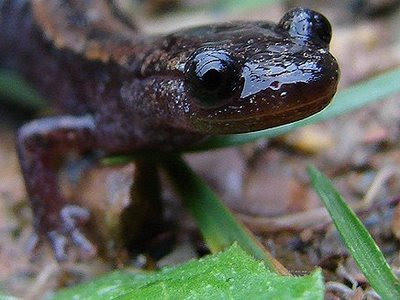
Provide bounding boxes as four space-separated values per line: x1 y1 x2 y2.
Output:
1 0 400 298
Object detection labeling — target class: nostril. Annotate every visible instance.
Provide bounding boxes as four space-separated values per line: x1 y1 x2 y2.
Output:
270 80 280 89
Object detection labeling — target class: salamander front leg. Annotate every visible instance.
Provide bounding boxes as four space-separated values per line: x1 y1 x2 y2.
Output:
17 115 97 261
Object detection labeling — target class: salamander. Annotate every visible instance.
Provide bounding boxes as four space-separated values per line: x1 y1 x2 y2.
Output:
0 0 339 260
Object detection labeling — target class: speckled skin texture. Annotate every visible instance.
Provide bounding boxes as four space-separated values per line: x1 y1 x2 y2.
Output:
0 0 339 259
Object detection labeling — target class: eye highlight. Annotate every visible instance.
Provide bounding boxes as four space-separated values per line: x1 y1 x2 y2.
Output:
185 49 240 108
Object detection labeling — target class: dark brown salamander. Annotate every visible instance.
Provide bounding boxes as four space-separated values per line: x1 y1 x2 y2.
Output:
0 0 339 260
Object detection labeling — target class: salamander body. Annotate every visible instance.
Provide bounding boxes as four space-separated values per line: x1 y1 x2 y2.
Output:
0 0 339 260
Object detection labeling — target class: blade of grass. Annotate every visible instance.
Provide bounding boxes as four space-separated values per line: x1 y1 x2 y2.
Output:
0 69 47 110
308 165 400 300
210 0 282 12
55 245 323 300
0 293 18 300
177 0 281 14
162 155 289 275
188 67 400 151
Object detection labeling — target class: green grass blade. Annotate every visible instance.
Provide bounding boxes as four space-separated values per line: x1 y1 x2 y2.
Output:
162 155 288 275
0 293 18 300
210 0 282 12
308 165 400 300
55 245 323 300
179 0 281 14
188 67 400 151
0 69 47 110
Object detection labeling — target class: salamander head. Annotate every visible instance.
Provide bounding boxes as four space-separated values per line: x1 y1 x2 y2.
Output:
182 7 339 134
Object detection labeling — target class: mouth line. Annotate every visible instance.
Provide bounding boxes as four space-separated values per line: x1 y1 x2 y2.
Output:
196 94 331 123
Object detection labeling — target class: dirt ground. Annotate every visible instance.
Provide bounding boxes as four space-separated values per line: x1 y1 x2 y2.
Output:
1 1 400 299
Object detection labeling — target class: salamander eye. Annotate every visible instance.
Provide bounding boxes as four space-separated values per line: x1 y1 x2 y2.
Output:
278 7 332 47
185 49 239 108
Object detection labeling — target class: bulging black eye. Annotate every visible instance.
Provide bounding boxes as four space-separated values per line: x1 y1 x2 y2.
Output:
278 7 332 47
185 49 239 108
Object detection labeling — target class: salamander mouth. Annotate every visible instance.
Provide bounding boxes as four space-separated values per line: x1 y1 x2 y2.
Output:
228 94 330 122
191 93 334 134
